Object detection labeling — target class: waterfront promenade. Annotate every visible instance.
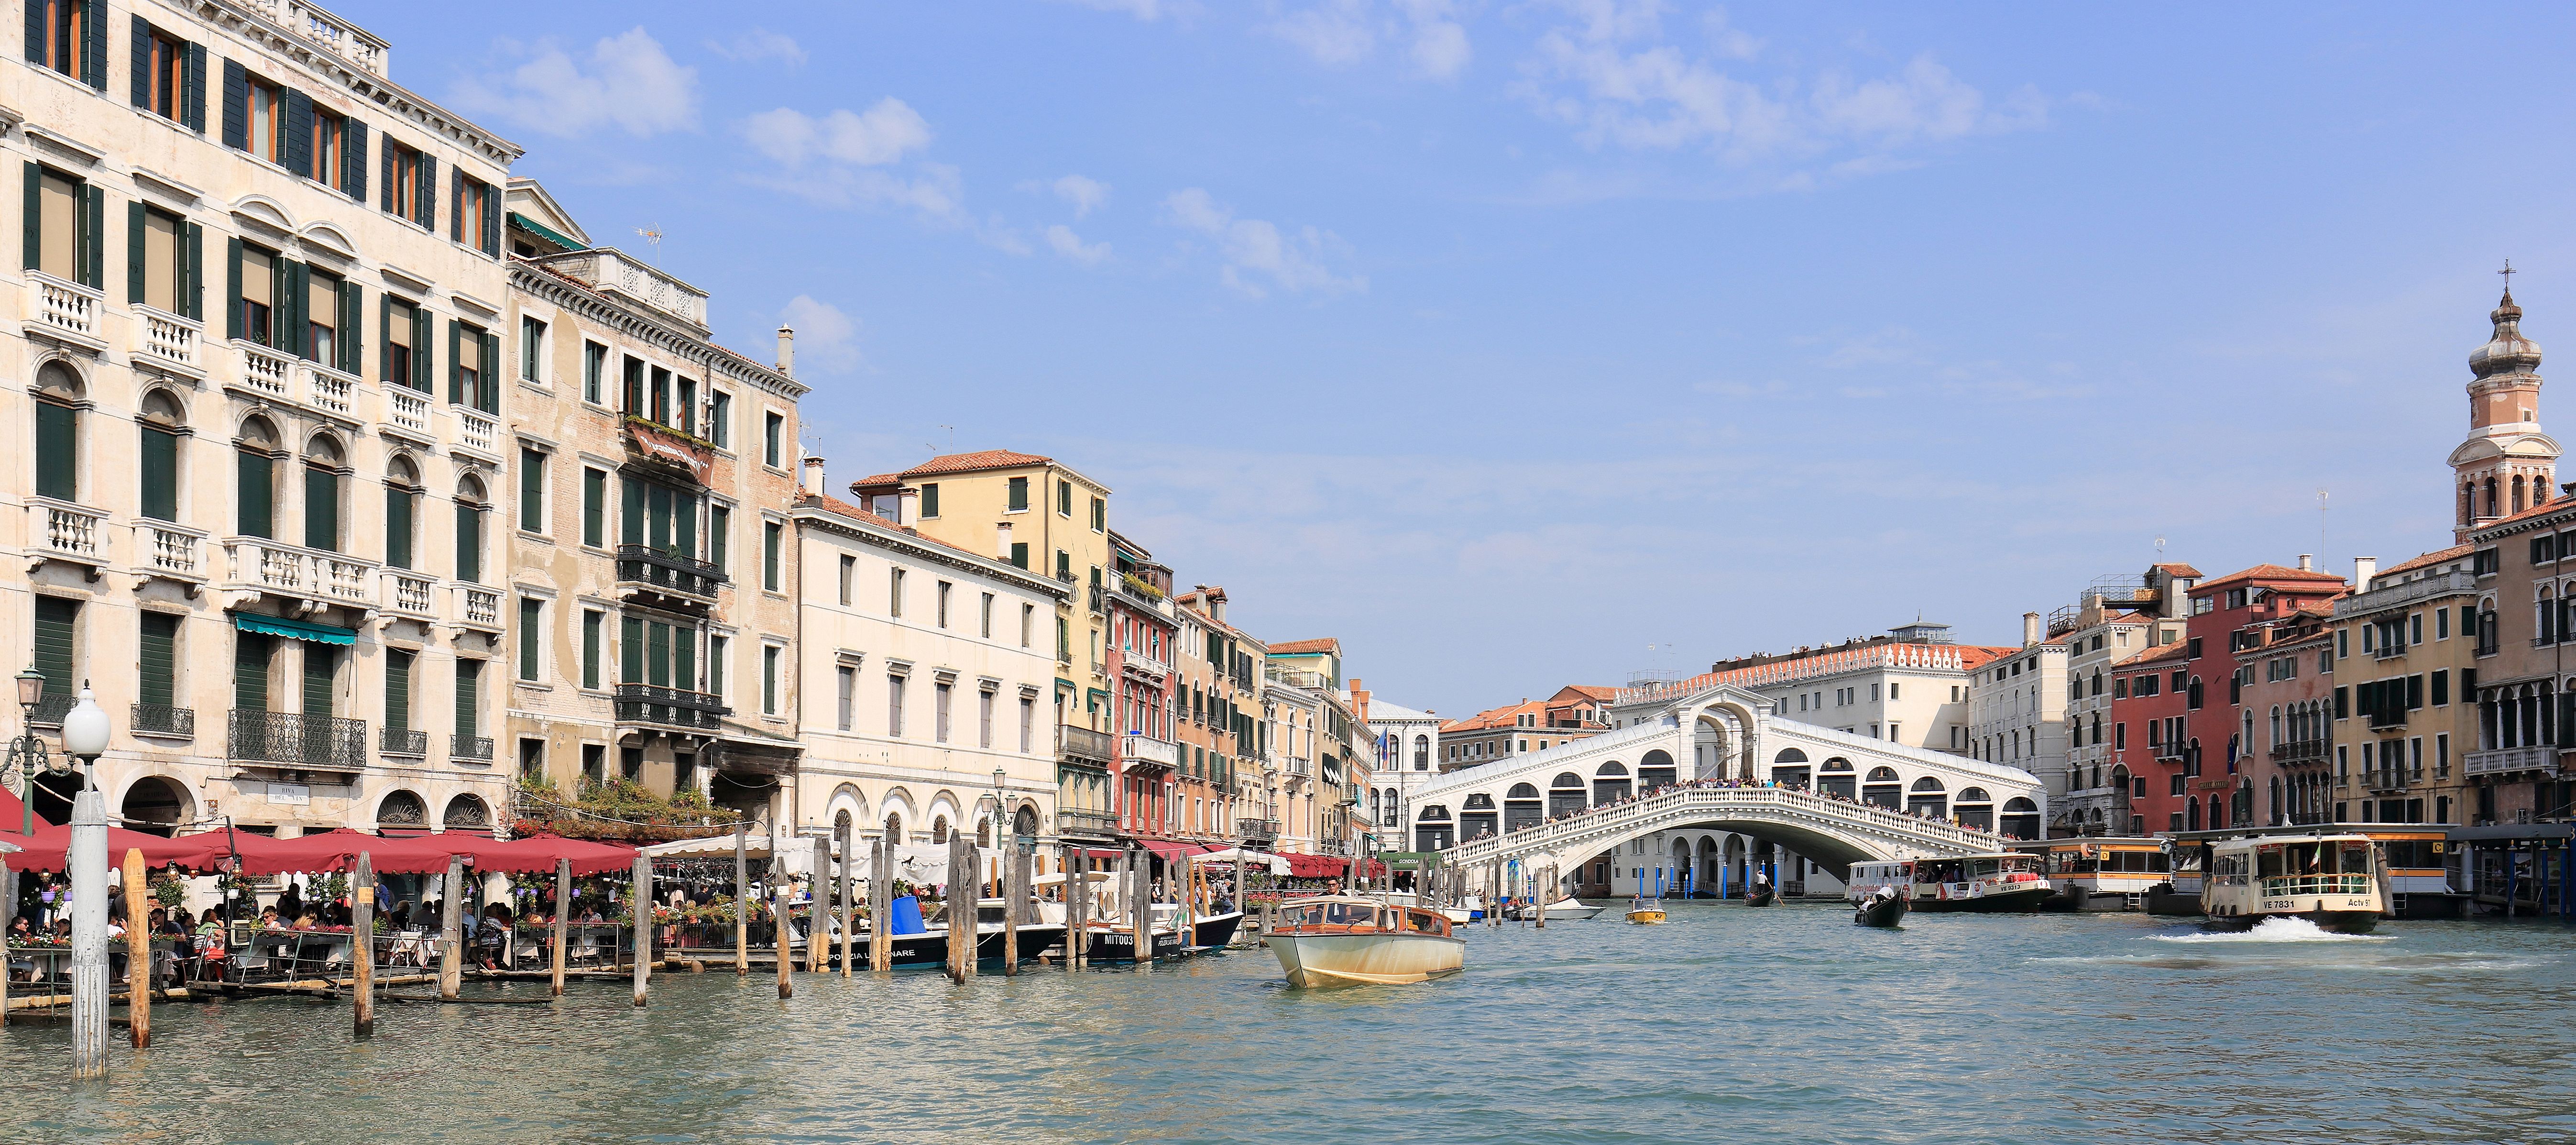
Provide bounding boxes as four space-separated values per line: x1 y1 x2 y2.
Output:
5 903 2572 1143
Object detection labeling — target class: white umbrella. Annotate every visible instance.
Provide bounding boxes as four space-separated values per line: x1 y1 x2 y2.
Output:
1197 847 1289 874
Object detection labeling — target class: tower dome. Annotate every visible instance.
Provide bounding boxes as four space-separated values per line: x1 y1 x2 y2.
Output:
2470 290 2543 379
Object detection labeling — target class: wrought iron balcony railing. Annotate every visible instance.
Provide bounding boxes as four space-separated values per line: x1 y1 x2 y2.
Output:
381 727 428 756
130 703 195 737
616 544 726 602
227 708 366 772
613 683 730 731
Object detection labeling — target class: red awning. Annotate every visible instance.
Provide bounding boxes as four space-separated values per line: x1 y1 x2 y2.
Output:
2 826 219 873
1071 848 1125 860
222 829 477 876
1140 839 1196 862
465 834 637 877
1283 852 1363 879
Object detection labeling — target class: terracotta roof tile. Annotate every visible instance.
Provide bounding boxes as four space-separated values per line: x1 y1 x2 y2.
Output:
1269 638 1341 655
2114 641 2192 668
2195 562 2350 590
2151 562 2205 577
2376 545 2476 578
2474 493 2576 532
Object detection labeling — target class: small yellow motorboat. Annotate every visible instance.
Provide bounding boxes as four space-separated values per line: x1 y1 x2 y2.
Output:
1623 894 1665 925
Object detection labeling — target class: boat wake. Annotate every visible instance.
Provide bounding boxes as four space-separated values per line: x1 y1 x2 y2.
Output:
2149 917 2389 944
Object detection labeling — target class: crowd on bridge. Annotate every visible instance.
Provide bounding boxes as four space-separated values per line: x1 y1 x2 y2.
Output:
1454 776 2018 847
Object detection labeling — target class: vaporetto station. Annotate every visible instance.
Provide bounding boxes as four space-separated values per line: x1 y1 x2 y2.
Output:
1408 683 2049 899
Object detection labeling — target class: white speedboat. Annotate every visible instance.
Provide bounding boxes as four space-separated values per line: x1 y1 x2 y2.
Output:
1502 898 1604 921
1267 896 1465 987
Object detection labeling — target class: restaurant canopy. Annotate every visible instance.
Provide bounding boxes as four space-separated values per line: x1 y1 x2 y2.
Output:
1197 847 1289 874
467 834 636 876
1 825 216 873
222 829 475 876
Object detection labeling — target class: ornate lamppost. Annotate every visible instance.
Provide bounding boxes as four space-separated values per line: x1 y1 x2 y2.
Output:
60 684 114 1078
3 667 66 837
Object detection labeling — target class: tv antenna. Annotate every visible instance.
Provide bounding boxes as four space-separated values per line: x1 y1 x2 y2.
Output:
635 225 663 265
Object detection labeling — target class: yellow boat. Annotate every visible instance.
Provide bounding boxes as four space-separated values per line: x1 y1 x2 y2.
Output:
1623 895 1666 925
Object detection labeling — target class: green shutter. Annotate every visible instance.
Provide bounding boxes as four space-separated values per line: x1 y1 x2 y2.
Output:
79 0 105 89
225 236 242 339
138 612 178 709
647 484 670 551
384 486 413 569
303 465 337 551
220 57 247 150
455 661 479 738
236 449 272 537
709 506 728 570
411 304 431 392
620 476 643 545
447 319 461 404
338 279 361 375
32 596 78 705
921 483 938 518
1011 542 1027 570
673 491 696 559
620 616 643 684
455 503 480 582
182 43 205 132
482 331 501 413
581 611 601 690
23 0 42 66
302 645 335 717
646 622 669 687
384 650 411 731
35 400 76 501
80 184 103 288
130 15 149 108
763 522 780 591
233 632 271 710
183 221 202 320
518 596 540 680
674 626 695 694
22 162 40 270
708 638 724 701
582 468 604 547
139 425 178 520
519 447 543 532
126 199 144 303
276 258 304 358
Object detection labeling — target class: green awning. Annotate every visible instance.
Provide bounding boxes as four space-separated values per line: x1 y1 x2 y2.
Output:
232 613 356 646
506 211 588 253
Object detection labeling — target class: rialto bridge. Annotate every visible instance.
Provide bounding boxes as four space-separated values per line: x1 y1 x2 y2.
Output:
1405 683 2046 893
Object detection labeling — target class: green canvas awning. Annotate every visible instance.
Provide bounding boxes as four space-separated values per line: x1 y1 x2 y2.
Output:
506 211 587 252
232 612 356 646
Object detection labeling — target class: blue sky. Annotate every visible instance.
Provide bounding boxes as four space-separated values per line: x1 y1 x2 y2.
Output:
364 1 2576 716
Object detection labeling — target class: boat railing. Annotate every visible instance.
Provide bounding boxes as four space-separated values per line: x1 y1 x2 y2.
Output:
2258 874 2373 898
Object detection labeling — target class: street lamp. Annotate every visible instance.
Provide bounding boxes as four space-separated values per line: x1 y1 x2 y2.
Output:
59 683 111 1078
3 667 71 837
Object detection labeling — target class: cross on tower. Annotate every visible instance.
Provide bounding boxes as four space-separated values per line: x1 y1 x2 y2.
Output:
2501 259 2516 297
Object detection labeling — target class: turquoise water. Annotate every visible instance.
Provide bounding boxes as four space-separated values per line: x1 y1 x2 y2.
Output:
6 902 2575 1144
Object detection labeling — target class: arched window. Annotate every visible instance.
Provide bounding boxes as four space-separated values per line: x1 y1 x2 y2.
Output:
884 812 904 842
1773 748 1809 764
138 389 186 522
385 455 421 569
1865 766 1900 782
236 416 281 538
443 793 490 830
304 434 347 552
34 362 82 503
377 789 427 826
1506 782 1539 799
456 474 488 583
931 815 950 844
1413 734 1429 770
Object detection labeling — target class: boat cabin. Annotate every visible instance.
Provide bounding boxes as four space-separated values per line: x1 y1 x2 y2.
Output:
1272 897 1452 938
1909 853 2044 886
2209 835 2377 899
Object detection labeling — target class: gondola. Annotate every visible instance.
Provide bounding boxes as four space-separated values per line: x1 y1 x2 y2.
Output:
1744 882 1777 908
1853 886 1908 928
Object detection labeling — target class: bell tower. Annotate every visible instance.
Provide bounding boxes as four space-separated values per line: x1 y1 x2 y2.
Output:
2450 268 2559 539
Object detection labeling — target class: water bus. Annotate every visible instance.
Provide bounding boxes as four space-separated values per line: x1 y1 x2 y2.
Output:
1266 896 1465 986
2198 832 2388 933
1846 853 2054 913
2012 837 2172 911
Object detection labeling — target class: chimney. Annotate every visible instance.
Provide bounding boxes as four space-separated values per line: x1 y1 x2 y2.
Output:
1208 586 1228 624
776 325 795 376
2022 611 2041 648
2352 556 2377 594
995 520 1013 561
2296 554 2313 571
894 485 920 527
801 456 824 495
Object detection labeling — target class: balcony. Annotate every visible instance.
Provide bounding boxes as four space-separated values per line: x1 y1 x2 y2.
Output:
224 539 376 607
1316 839 1351 857
1121 734 1180 773
1237 817 1281 841
2269 738 2329 764
1338 784 1360 807
236 341 291 399
2333 569 2480 620
1284 756 1313 778
451 734 494 761
244 0 391 76
30 272 99 343
1121 648 1171 680
384 572 435 617
138 307 200 372
137 523 206 581
617 544 726 603
380 727 428 757
457 585 502 631
1056 808 1118 837
2464 745 2556 778
456 408 499 458
531 248 710 334
2372 642 2409 661
614 683 729 732
383 388 432 439
301 365 356 419
29 501 107 566
227 709 366 774
1058 724 1116 765
2366 707 2407 730
2152 744 2185 762
131 704 195 738
1088 584 1107 615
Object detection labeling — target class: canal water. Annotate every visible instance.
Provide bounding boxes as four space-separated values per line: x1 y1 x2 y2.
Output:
7 903 2576 1144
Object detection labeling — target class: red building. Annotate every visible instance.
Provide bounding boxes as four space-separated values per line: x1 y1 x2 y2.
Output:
2172 563 2349 831
1106 531 1180 849
2109 640 2192 833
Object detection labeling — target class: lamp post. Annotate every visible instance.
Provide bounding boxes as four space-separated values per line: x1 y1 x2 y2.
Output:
4 667 58 837
60 683 112 1078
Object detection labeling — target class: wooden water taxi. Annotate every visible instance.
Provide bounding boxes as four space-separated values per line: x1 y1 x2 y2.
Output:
2199 832 2388 933
1266 896 1464 987
1623 895 1666 925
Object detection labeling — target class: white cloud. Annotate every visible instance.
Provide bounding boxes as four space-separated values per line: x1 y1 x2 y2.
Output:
742 99 934 168
779 296 862 372
1262 0 1471 79
709 28 806 68
1160 188 1365 298
1050 174 1110 218
454 28 698 139
1515 5 2050 180
1045 224 1112 265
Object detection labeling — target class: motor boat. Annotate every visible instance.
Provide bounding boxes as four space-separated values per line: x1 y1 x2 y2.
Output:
1853 885 1908 928
1502 898 1605 922
1848 853 2055 914
1266 896 1465 987
2199 832 2387 934
1623 895 1666 925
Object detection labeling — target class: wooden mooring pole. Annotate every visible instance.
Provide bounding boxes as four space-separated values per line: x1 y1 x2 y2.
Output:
550 859 570 997
1067 849 1086 972
871 836 892 976
733 827 749 976
123 848 151 1049
1001 838 1020 977
811 835 832 974
632 854 653 1007
438 856 465 1001
838 819 855 979
351 852 375 1039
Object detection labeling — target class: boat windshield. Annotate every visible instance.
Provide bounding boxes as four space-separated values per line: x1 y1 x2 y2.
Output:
1404 910 1446 936
1278 904 1326 929
1323 902 1379 929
